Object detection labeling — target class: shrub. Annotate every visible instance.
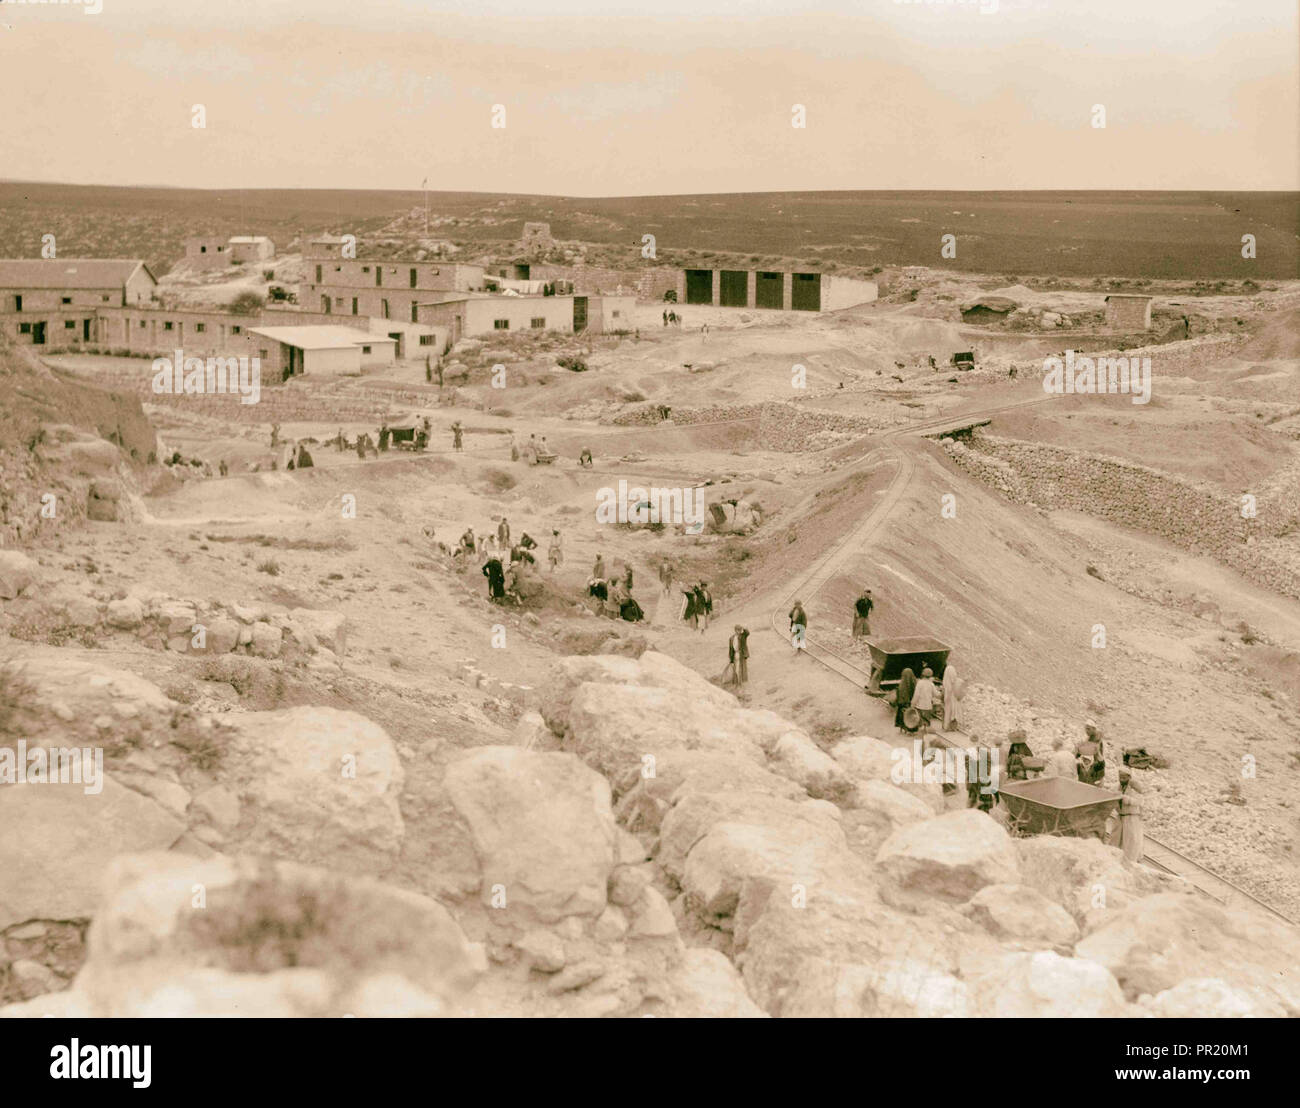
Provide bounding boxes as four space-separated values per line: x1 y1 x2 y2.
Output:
229 291 266 315
257 558 281 576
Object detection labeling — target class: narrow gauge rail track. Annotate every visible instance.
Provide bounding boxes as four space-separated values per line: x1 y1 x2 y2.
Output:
767 394 1299 929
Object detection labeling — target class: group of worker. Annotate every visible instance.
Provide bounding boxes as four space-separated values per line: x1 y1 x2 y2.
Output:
1004 720 1109 787
588 552 643 622
328 417 435 458
891 665 963 734
681 580 714 632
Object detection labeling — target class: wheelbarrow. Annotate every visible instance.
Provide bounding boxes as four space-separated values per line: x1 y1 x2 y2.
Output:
864 635 951 696
995 776 1122 840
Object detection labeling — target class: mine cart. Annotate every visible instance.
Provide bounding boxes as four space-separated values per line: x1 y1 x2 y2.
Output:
388 423 418 449
996 776 1122 839
951 351 976 369
864 635 951 695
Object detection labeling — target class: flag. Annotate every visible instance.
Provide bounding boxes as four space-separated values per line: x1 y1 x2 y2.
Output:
421 178 428 189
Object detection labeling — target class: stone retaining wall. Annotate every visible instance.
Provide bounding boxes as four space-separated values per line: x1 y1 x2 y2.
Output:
943 433 1300 599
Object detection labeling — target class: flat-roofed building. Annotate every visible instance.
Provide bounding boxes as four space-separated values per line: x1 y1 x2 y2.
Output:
416 292 634 342
674 267 876 312
300 258 486 327
227 236 275 264
183 237 233 270
247 325 396 380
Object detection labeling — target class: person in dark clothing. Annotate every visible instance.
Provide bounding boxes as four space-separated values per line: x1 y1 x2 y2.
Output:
681 587 699 628
296 444 314 469
620 595 644 622
894 667 917 731
588 578 608 602
695 582 713 633
624 564 634 592
788 600 807 654
482 558 505 602
451 421 464 451
852 589 873 638
498 518 511 548
579 448 593 468
378 424 390 452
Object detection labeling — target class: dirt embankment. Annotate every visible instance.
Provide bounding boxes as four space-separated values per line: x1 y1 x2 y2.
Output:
0 336 155 545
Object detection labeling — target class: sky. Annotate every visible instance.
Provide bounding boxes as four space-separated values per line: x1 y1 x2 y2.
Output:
0 0 1296 194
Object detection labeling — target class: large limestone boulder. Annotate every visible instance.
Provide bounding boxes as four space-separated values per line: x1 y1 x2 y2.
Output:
768 731 856 802
444 746 617 924
1135 978 1288 1019
0 550 37 599
288 609 348 656
39 854 481 1017
823 960 971 1018
223 707 405 871
1074 893 1300 1015
0 777 184 929
853 779 935 822
968 951 1130 1017
541 651 735 734
1015 835 1178 931
657 791 844 878
832 735 944 812
666 948 766 1018
11 650 175 744
681 820 852 920
564 682 771 782
831 735 896 780
962 883 1080 949
614 750 804 832
731 871 990 1017
876 809 1020 906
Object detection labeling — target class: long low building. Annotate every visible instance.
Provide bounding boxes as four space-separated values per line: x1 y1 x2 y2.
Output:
417 292 634 342
0 258 158 346
675 268 877 311
247 325 396 379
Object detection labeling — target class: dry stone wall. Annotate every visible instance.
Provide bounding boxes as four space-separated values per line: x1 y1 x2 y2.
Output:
943 433 1300 599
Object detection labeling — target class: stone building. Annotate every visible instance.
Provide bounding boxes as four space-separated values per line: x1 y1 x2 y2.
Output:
227 236 275 264
1104 294 1153 331
0 258 157 347
520 222 554 257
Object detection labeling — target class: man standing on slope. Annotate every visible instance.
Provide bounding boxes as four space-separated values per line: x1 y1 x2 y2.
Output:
788 600 807 656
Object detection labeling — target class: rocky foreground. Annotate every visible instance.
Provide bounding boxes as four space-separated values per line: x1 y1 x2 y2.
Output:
3 648 1297 1018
